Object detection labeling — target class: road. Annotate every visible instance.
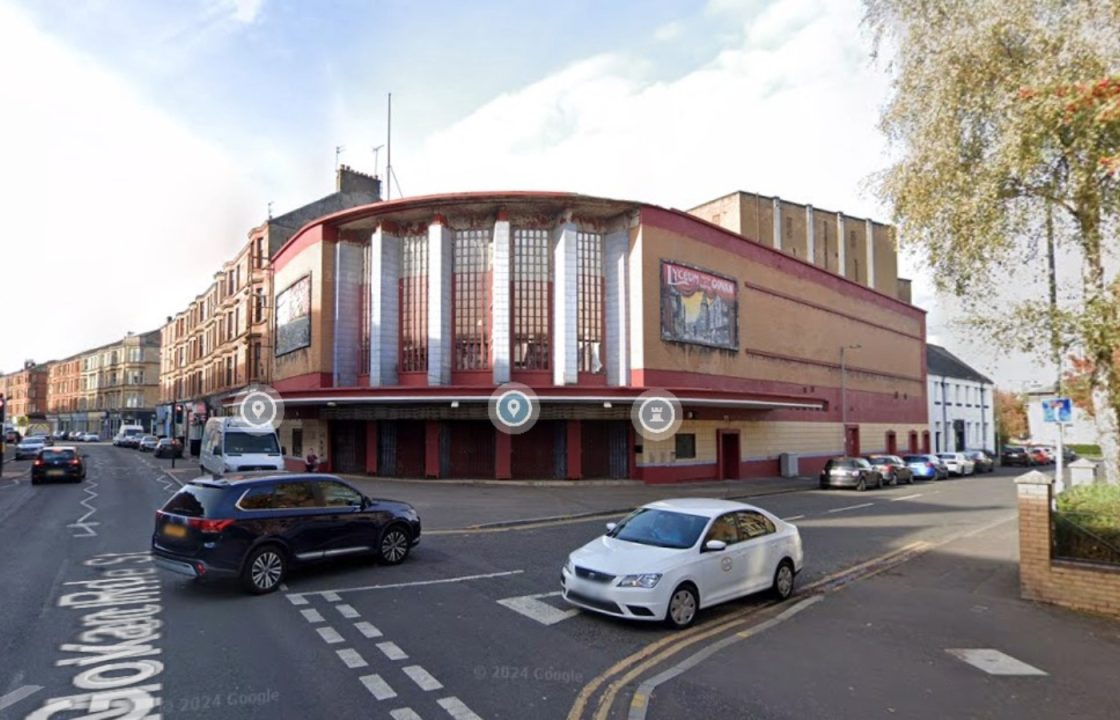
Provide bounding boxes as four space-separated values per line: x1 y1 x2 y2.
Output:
0 445 1114 720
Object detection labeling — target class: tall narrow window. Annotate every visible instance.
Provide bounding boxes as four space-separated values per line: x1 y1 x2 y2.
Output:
360 242 371 374
512 228 551 370
577 231 604 374
400 235 429 373
453 229 492 370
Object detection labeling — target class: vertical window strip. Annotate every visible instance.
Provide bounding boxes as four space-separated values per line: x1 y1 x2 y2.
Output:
453 228 492 370
400 235 429 373
360 241 371 375
512 228 551 370
576 231 604 373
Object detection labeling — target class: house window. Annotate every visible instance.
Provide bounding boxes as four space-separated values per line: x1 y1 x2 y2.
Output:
254 290 265 324
512 228 551 370
675 434 696 460
400 234 429 373
453 228 492 371
225 357 233 387
256 237 266 268
577 231 604 374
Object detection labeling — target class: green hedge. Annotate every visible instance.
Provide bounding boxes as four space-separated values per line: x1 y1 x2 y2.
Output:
1054 484 1120 565
1067 444 1102 457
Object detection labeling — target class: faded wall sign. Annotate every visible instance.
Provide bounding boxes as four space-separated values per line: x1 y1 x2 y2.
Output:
660 261 738 350
275 275 311 356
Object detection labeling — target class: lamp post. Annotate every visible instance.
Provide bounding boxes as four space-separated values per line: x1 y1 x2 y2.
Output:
840 344 862 455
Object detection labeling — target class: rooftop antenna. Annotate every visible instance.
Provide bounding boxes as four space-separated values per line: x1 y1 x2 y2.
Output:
267 201 273 219
371 144 384 179
386 93 392 201
335 145 345 170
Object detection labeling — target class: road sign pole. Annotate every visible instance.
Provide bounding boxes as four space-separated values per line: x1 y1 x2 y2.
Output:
1056 422 1065 494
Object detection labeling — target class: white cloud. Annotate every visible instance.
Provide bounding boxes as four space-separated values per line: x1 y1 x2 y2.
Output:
223 0 264 23
0 2 262 371
653 21 684 42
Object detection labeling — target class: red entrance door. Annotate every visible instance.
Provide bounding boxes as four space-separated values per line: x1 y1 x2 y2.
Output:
845 426 861 457
718 430 740 480
886 431 897 455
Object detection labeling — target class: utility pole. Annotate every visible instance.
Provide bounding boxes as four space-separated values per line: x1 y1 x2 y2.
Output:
386 93 392 201
1045 201 1067 492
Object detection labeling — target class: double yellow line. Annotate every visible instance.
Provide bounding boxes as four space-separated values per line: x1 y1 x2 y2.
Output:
567 540 931 720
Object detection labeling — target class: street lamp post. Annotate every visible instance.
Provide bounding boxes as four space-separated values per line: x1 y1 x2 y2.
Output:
840 344 862 455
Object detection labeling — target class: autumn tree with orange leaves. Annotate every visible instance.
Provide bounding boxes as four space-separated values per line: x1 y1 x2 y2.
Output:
865 0 1120 483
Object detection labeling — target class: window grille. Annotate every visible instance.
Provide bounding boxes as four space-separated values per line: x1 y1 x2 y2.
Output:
512 229 551 370
453 229 492 370
400 235 429 373
577 231 604 373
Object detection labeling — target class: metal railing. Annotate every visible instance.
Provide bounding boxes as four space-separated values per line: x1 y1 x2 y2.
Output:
1053 510 1120 566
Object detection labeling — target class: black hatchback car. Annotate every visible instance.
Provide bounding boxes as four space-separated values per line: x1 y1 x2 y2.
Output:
151 473 421 594
31 446 86 484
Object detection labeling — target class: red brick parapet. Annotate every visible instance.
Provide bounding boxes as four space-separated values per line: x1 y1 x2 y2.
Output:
1017 471 1120 619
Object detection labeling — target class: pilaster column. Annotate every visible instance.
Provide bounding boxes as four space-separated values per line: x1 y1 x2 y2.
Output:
369 225 400 385
492 212 512 384
332 241 365 387
836 212 847 277
428 216 453 386
604 228 630 386
865 218 876 289
805 205 815 264
552 217 578 385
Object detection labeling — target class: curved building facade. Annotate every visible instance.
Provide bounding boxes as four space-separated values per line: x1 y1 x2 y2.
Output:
267 191 928 482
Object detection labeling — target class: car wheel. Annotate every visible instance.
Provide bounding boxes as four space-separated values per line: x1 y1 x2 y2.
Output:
856 476 866 492
378 525 412 565
772 560 795 601
664 583 699 629
241 545 287 594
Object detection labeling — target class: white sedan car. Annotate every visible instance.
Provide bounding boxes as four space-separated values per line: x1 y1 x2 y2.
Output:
561 498 803 629
938 452 975 476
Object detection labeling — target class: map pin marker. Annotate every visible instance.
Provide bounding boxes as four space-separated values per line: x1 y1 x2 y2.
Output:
507 398 522 419
252 400 266 419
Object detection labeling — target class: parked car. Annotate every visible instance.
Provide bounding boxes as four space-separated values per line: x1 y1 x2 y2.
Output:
560 498 803 629
139 436 160 452
1000 445 1034 466
865 454 914 485
81 433 101 442
938 452 976 476
68 431 84 441
14 436 47 460
151 473 421 594
31 446 86 484
154 437 183 459
820 457 883 490
1027 446 1052 465
4 429 22 444
902 454 941 480
965 450 995 473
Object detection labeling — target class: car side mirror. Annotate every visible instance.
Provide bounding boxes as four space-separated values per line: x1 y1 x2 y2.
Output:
605 522 617 533
704 540 727 552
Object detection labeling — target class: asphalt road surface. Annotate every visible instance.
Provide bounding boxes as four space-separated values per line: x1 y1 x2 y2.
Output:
1 446 1111 720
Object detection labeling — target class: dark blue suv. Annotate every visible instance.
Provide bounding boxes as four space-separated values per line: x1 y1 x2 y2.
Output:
151 473 421 594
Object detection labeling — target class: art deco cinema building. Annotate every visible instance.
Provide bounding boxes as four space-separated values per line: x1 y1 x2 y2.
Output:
267 190 928 482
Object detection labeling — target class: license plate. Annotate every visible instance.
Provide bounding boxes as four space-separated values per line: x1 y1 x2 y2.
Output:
163 524 187 539
47 470 64 477
578 579 609 600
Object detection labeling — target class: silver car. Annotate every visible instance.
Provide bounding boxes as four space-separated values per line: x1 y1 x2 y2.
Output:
15 437 47 460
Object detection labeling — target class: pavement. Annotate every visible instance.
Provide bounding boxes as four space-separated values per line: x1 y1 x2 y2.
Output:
158 452 817 531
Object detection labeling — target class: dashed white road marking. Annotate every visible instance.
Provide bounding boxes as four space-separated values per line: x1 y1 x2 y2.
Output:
782 514 806 521
337 648 369 669
946 649 1047 676
377 641 409 660
390 709 423 720
827 502 875 513
288 595 309 606
336 603 360 618
891 493 923 502
355 621 384 638
317 626 344 644
438 696 485 720
289 569 524 600
0 685 42 713
402 665 444 692
497 591 580 626
301 609 324 623
359 673 397 701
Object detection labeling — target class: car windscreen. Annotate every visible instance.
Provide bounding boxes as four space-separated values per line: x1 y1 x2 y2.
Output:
124 428 143 436
41 449 76 460
608 508 709 549
902 455 925 462
224 432 280 455
938 454 956 460
162 485 227 518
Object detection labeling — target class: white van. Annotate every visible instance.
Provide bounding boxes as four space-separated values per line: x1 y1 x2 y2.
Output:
200 417 284 476
114 424 146 447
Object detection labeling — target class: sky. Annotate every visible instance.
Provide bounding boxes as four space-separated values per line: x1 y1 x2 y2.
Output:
0 0 1063 390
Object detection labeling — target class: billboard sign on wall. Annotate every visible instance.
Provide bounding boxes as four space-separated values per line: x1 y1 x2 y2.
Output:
660 261 738 351
275 274 312 356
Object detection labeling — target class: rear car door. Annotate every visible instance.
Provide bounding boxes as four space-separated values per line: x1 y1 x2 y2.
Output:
735 511 781 595
270 481 338 562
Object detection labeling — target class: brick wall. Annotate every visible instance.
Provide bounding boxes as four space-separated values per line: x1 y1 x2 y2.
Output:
1016 472 1120 619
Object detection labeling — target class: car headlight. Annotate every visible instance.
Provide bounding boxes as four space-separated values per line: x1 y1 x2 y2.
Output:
564 559 574 575
617 573 662 589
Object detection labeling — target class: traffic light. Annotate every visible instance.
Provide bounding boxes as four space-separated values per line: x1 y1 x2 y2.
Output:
0 394 5 424
174 404 183 423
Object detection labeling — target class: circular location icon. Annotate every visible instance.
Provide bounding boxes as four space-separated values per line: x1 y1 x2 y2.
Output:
489 383 540 435
235 384 285 435
631 389 682 442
